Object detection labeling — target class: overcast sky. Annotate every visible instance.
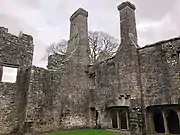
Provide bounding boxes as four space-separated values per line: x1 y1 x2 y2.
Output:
1 0 180 68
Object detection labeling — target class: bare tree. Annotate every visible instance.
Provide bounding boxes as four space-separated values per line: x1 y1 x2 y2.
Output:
46 39 67 56
45 31 119 64
88 31 118 63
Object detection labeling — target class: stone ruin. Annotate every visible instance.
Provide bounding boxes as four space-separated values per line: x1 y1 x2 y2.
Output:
0 1 180 135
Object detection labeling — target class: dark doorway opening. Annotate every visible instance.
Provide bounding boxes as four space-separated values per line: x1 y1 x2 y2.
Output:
153 111 165 133
95 110 99 127
120 111 127 129
90 107 99 128
167 110 180 134
111 111 118 129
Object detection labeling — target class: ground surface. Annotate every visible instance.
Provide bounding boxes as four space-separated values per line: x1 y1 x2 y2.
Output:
45 129 120 135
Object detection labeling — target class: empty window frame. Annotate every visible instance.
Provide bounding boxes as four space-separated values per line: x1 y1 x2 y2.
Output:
1 66 18 83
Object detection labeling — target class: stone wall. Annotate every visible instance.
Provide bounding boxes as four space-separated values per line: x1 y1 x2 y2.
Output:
47 54 66 70
0 27 34 134
139 38 180 107
0 27 34 67
95 57 118 108
25 66 53 133
0 67 30 134
24 65 88 133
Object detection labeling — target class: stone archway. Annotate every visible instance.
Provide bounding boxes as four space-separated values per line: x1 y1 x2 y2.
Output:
153 110 165 133
166 110 180 134
108 106 129 130
146 105 180 134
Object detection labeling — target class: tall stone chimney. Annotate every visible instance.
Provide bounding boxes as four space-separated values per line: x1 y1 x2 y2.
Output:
117 1 138 45
69 8 88 39
67 8 90 65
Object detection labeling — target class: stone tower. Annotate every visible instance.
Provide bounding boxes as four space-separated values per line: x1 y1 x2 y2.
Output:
63 8 91 128
116 2 144 133
116 1 140 100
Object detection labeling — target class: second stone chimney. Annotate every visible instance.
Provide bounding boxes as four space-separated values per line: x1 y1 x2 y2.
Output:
117 1 138 45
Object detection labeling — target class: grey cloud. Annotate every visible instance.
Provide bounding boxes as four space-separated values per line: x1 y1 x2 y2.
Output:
134 0 180 45
0 14 24 34
16 0 40 9
134 0 178 20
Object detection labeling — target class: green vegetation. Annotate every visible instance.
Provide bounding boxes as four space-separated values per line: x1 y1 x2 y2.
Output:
47 129 119 135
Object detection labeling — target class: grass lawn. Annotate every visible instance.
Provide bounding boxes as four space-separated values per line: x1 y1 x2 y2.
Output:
46 129 120 135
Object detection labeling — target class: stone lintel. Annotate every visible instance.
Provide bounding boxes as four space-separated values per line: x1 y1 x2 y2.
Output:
117 1 136 11
70 8 88 22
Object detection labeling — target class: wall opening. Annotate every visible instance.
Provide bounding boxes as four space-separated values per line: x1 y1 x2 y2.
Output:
95 110 99 127
111 111 118 129
1 66 18 83
90 107 99 128
24 121 33 133
153 110 165 133
109 106 129 130
166 110 180 134
120 111 127 129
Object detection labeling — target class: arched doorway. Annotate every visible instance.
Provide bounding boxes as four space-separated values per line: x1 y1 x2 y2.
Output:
108 106 129 130
166 110 180 134
153 110 165 133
